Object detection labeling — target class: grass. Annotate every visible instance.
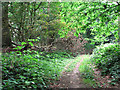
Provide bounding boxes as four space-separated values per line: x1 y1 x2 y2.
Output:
82 78 96 87
62 54 97 87
65 56 81 72
79 55 96 87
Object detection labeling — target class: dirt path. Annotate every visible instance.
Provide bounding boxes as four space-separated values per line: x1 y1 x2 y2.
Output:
50 55 120 88
55 55 88 88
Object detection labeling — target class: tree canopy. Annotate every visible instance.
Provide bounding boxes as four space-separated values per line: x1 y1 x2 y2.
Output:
59 2 120 44
2 2 120 89
2 1 120 49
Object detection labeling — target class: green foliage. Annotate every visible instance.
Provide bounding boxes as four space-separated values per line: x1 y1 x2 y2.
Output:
21 42 27 45
60 2 119 43
8 2 65 45
82 78 96 87
2 51 73 89
79 55 96 87
91 43 120 82
14 46 24 50
79 55 94 79
66 56 81 72
28 42 34 46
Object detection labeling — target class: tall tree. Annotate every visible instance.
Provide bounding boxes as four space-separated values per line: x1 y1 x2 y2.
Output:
2 2 12 47
8 2 64 46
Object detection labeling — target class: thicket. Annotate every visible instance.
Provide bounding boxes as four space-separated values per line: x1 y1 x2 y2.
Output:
91 43 120 84
57 30 88 55
2 51 73 89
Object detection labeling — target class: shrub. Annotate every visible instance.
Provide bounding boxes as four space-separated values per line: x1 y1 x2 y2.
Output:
79 55 95 87
79 55 94 79
56 30 88 56
2 51 73 89
91 43 120 82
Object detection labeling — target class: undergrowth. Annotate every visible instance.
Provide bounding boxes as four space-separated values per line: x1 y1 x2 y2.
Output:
66 56 81 72
79 43 120 88
79 55 96 87
91 43 120 85
2 50 73 89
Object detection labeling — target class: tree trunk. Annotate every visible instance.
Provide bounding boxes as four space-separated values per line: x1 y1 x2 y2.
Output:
2 2 12 47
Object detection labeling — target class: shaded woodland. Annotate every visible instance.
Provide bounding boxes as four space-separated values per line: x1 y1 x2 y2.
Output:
1 1 120 89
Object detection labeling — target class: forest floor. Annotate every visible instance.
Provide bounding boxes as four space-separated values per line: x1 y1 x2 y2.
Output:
50 55 120 89
56 55 88 88
50 55 90 88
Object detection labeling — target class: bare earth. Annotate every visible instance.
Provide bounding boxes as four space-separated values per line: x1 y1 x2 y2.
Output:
55 55 89 88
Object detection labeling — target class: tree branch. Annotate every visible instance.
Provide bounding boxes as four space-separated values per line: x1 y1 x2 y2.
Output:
116 2 120 5
81 5 119 29
34 2 42 11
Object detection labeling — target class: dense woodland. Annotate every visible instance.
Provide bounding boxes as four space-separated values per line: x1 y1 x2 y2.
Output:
1 1 120 89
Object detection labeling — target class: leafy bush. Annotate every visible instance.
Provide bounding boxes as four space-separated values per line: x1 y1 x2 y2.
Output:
91 43 120 82
2 51 73 89
57 30 88 55
79 55 95 87
79 55 94 79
